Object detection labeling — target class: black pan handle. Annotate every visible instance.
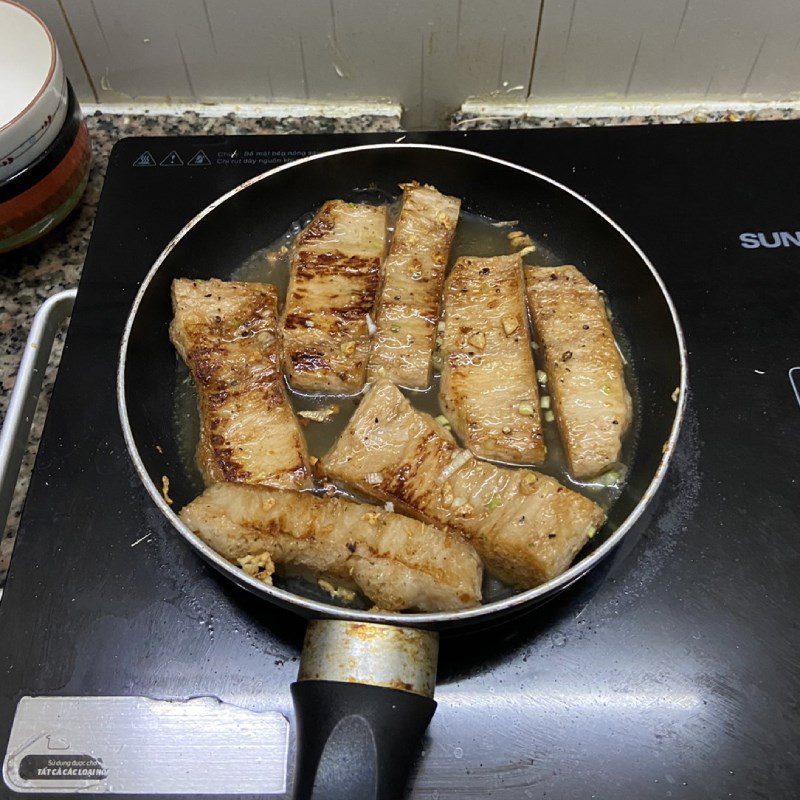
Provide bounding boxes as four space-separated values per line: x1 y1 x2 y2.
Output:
290 620 439 800
291 680 436 800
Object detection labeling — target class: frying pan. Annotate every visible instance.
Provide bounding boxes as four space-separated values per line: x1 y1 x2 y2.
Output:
118 144 687 799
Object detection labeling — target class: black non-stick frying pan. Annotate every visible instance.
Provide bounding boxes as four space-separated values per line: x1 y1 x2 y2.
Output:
118 144 687 800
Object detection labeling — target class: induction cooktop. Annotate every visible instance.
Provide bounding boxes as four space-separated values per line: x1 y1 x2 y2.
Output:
1 124 798 799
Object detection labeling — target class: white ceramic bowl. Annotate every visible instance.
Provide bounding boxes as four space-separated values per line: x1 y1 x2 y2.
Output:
0 0 68 184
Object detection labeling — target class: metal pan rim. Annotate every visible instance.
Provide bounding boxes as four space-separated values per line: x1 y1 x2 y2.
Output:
117 142 689 628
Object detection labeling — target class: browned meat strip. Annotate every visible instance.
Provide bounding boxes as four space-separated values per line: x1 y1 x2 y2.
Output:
170 278 311 489
180 483 483 612
281 200 388 394
321 380 605 588
440 254 545 464
525 265 632 477
367 182 461 389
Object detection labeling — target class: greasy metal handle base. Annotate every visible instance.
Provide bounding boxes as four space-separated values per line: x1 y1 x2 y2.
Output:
292 620 440 800
0 289 76 532
291 680 436 800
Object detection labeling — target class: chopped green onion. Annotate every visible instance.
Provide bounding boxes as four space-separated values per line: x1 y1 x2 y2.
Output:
434 414 451 429
517 402 535 416
586 526 597 539
596 469 621 486
540 395 551 409
486 495 503 510
544 410 555 422
536 370 548 385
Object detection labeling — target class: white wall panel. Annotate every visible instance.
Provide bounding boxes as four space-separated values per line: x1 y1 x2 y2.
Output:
531 0 800 101
49 0 541 126
22 0 95 100
21 0 800 125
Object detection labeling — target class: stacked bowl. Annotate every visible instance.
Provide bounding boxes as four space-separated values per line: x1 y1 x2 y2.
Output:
0 0 91 253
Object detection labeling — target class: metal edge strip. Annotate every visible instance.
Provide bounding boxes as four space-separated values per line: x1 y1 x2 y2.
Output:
116 142 689 626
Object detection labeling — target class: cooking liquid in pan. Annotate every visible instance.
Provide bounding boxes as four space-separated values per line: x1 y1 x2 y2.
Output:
173 197 640 607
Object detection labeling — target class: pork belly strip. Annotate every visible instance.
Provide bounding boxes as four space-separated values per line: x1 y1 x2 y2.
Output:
525 265 632 478
179 483 483 612
281 200 388 394
367 182 461 389
170 278 311 489
321 380 605 588
439 254 545 465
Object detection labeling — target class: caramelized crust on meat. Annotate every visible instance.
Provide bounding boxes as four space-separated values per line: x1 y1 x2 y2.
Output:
170 278 311 489
367 182 461 389
322 380 605 588
180 483 483 612
281 200 388 393
525 266 632 477
440 254 545 464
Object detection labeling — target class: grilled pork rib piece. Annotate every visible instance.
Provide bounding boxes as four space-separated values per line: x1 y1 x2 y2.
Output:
281 200 388 394
170 278 311 489
368 182 460 389
440 254 545 464
525 265 632 478
322 380 605 588
180 483 483 612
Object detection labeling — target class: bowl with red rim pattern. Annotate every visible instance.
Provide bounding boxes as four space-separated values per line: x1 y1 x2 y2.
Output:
0 0 91 253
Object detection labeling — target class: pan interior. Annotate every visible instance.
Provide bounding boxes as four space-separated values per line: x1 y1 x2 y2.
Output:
171 201 640 608
122 145 683 620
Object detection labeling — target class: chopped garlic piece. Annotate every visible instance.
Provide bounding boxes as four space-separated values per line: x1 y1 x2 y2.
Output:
318 579 356 603
298 404 340 423
438 450 473 482
468 331 486 350
161 475 173 506
440 482 454 508
501 316 519 336
507 230 534 248
237 551 275 584
520 472 539 495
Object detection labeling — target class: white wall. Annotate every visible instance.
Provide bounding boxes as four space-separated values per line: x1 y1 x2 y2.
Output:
22 0 800 126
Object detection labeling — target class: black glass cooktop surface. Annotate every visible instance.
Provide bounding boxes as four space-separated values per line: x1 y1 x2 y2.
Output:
1 124 798 799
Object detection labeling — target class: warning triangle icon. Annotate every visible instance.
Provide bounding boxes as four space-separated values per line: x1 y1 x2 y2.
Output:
160 150 183 166
187 150 211 166
132 151 156 167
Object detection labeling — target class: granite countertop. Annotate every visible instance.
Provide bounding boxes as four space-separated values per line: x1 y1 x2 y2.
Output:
0 104 791 582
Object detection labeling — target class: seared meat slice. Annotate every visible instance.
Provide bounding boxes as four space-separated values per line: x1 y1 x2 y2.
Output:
170 278 310 489
367 182 460 389
180 483 483 612
440 254 545 464
322 380 605 588
281 200 388 394
525 266 632 478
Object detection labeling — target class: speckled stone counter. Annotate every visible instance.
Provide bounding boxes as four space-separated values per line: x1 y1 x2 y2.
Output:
0 110 400 581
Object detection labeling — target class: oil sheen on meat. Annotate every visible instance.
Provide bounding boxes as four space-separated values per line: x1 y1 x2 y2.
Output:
170 278 311 488
525 265 632 477
367 182 461 389
440 254 545 464
281 200 387 394
322 380 605 588
180 483 483 612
